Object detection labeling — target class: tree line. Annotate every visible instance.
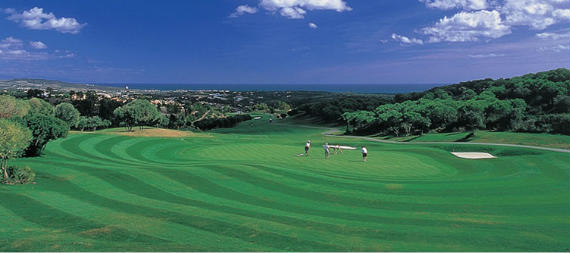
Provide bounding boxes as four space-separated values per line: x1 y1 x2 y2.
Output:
341 68 569 136
0 96 70 184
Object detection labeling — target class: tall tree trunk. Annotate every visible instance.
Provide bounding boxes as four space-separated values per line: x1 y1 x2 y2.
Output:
1 159 7 182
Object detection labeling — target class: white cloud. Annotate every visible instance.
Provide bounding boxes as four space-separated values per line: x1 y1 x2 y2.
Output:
538 44 570 52
468 53 505 58
308 22 318 29
255 0 351 19
536 31 570 40
230 5 258 18
0 36 71 60
391 33 424 45
501 0 570 29
402 0 570 44
29 41 47 49
6 7 86 34
553 8 570 19
0 37 23 49
278 6 306 19
420 0 488 10
422 10 511 42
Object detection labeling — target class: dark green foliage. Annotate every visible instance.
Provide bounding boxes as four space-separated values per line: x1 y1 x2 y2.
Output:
113 99 161 131
348 69 570 136
55 102 81 128
156 114 170 128
6 166 35 184
28 98 54 116
168 114 187 129
298 95 392 122
0 118 33 181
77 116 112 131
98 98 124 123
194 115 252 130
26 89 44 99
72 91 98 117
19 113 69 156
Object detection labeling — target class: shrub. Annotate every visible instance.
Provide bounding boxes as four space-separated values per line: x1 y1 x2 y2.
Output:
194 114 252 130
5 166 35 184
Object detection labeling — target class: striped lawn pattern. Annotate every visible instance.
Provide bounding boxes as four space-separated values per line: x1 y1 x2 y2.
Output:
1 120 569 251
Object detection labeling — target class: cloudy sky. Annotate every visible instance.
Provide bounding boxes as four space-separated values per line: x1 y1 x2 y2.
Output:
0 0 568 84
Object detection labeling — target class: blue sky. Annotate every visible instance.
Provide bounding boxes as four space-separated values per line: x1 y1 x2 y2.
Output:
0 0 568 84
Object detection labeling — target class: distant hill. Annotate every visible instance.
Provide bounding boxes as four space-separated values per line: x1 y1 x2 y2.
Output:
0 78 121 92
343 68 570 136
394 68 570 102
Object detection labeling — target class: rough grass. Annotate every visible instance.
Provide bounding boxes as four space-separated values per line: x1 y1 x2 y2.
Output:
2 115 568 251
383 130 570 150
72 127 210 138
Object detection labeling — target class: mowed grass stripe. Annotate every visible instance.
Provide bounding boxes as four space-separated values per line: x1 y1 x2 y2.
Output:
239 163 564 205
22 172 365 251
5 118 569 251
35 137 568 222
26 160 416 250
31 159 561 237
19 188 278 251
0 192 168 244
198 163 564 216
37 173 551 251
245 163 563 199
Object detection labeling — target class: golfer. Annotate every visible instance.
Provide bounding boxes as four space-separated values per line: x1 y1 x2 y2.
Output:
324 143 330 159
304 140 311 156
361 145 368 162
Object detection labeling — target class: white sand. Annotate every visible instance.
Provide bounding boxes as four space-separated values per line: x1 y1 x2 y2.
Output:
451 152 496 159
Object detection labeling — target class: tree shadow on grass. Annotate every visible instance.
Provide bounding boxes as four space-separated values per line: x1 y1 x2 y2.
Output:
455 132 475 142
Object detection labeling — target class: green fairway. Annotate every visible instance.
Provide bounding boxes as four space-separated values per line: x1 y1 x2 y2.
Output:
1 117 569 251
381 130 570 150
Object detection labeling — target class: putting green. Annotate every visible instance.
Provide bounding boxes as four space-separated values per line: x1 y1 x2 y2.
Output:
1 118 569 251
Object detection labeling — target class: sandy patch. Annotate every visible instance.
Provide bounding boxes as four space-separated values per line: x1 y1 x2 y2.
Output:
106 128 210 138
79 226 113 236
385 184 404 190
451 152 496 159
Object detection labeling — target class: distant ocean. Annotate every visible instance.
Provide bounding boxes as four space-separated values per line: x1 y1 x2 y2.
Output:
98 83 441 94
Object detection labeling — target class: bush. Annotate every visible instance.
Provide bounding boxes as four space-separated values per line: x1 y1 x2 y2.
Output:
5 166 35 184
194 114 252 130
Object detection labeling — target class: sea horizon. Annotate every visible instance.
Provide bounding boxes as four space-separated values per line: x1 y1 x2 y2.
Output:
97 83 443 94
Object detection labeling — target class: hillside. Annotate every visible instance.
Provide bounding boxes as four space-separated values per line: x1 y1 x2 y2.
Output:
342 68 570 136
0 78 120 92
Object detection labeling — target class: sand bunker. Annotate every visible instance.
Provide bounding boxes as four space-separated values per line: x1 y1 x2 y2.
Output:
451 152 496 159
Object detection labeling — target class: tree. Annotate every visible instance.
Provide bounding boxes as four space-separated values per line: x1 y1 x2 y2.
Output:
98 98 123 123
26 89 43 99
422 99 458 130
28 97 54 116
157 115 170 128
19 113 69 156
55 102 81 128
0 95 30 119
254 103 270 112
77 116 111 131
0 119 32 181
73 90 98 116
458 100 486 130
114 99 161 131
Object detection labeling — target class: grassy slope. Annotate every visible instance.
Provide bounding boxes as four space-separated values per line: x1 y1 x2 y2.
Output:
380 130 570 150
1 115 569 251
76 127 211 138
